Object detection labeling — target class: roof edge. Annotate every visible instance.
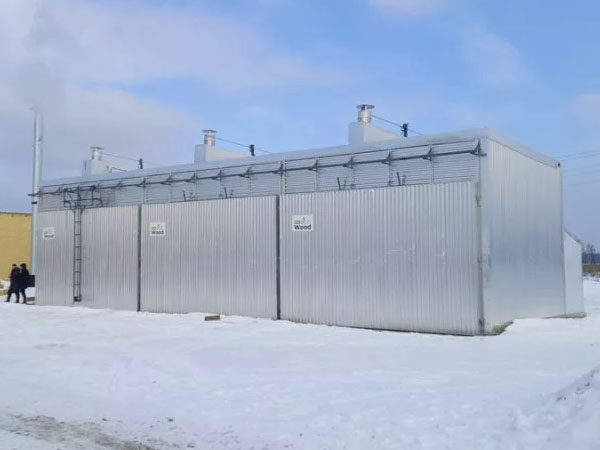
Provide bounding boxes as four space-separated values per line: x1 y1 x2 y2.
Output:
39 127 557 187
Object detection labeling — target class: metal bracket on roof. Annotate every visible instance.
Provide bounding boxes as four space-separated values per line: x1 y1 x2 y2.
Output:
381 152 392 165
239 167 252 178
161 174 174 185
272 163 284 175
343 156 354 168
308 160 319 172
470 142 485 156
422 146 434 161
186 172 198 184
212 170 223 181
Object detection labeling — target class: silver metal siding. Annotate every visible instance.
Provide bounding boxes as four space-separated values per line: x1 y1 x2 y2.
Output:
191 178 222 201
433 154 478 183
317 155 353 191
284 159 317 194
80 206 139 310
249 162 281 196
35 210 74 306
38 194 64 212
391 158 431 185
563 232 584 315
39 141 480 211
481 139 565 329
280 182 481 334
221 166 250 198
114 185 144 206
141 196 277 318
352 151 391 189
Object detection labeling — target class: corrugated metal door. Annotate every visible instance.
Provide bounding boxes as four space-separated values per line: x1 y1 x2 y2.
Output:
563 232 584 316
80 206 139 310
35 210 74 306
280 182 481 335
141 196 277 318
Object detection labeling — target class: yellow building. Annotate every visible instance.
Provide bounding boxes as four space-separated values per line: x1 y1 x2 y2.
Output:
0 212 31 280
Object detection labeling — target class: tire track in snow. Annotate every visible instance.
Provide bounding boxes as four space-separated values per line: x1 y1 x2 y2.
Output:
0 413 182 450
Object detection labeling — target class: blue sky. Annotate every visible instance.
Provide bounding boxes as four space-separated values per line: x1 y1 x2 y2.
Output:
0 0 599 244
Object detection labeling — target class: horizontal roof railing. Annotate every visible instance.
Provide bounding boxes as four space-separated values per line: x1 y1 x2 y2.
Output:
36 140 482 196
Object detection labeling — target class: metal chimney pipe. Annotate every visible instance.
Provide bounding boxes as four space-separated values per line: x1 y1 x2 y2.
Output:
357 104 374 123
203 129 217 147
91 146 103 161
30 109 43 274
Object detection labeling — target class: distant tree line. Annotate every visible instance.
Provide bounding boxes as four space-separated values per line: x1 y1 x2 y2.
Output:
583 243 599 264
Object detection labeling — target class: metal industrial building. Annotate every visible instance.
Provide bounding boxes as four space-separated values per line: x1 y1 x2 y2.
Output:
33 105 584 335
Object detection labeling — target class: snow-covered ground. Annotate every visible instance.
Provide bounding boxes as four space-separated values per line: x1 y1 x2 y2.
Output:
0 281 599 449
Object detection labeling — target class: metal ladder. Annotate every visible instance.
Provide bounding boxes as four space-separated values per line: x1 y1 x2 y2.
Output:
63 188 102 304
73 208 82 302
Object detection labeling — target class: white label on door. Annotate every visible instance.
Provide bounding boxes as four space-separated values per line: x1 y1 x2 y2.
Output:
42 227 55 240
292 215 314 232
149 222 166 236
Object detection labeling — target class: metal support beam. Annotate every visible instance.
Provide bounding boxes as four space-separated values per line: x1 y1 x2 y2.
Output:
275 196 281 320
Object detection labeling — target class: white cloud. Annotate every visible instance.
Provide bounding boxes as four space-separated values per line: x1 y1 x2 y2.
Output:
0 0 342 212
460 28 533 87
0 0 340 90
570 93 600 125
370 0 447 16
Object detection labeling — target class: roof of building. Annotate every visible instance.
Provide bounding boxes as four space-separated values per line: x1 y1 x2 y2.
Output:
40 128 559 189
0 211 31 216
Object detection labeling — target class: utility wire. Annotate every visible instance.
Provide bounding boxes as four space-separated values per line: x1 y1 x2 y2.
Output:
565 179 600 188
556 150 600 161
559 153 600 162
99 150 160 167
371 114 423 136
215 136 273 154
564 172 600 186
99 151 139 162
562 166 600 177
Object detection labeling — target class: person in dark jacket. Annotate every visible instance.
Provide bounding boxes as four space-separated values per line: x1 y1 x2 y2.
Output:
5 264 20 302
17 263 30 304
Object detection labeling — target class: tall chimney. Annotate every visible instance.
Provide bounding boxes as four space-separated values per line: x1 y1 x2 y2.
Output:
203 129 217 147
357 104 374 123
30 110 43 274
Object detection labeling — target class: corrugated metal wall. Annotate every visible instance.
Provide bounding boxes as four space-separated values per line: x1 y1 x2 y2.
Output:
80 206 139 310
35 210 74 306
280 182 481 334
141 196 277 318
563 232 584 315
481 139 565 329
33 133 571 335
